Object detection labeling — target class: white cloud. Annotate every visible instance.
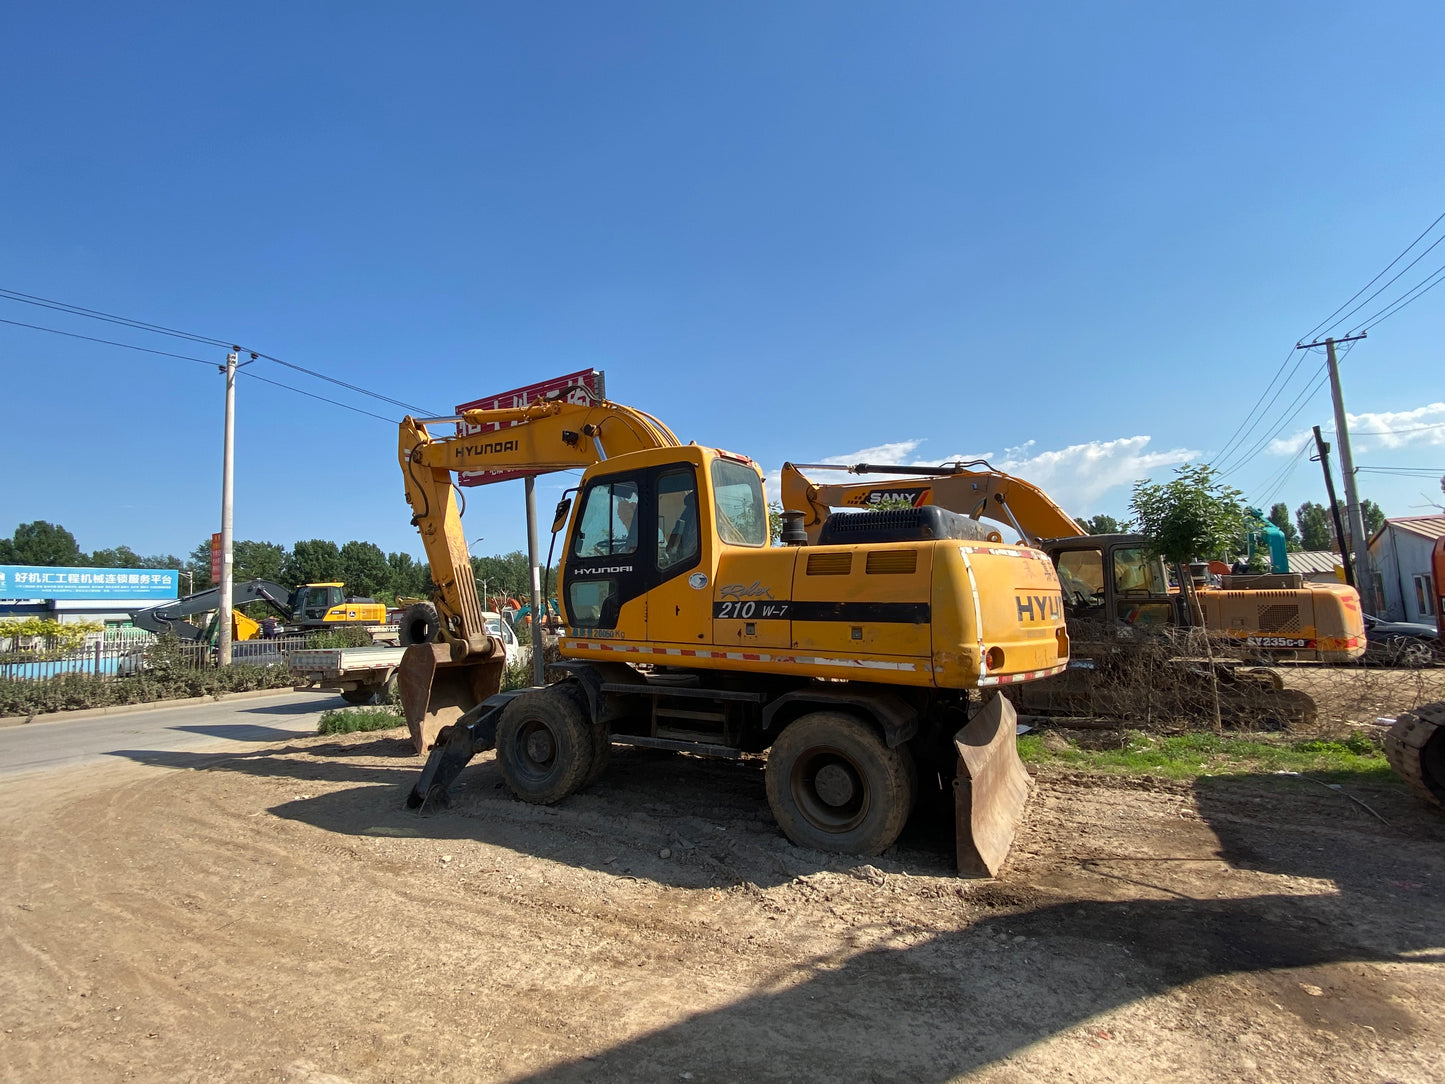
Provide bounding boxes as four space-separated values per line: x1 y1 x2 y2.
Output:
768 434 1197 515
1267 402 1445 456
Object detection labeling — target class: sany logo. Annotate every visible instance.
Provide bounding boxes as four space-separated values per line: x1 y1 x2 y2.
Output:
842 486 932 508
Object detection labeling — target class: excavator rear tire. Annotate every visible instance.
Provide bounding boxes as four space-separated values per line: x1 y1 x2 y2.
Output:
1385 702 1445 810
765 712 915 857
495 687 594 805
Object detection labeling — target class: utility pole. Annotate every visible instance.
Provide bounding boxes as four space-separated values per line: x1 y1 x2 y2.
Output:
1296 332 1372 612
218 349 238 666
1310 425 1354 589
525 476 546 687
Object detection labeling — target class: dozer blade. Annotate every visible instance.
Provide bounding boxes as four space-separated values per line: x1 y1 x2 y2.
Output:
397 643 506 755
953 694 1034 878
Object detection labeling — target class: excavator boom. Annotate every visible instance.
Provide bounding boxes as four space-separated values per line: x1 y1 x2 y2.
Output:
397 395 682 747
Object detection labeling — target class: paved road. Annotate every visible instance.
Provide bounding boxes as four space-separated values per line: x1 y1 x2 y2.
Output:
0 690 347 779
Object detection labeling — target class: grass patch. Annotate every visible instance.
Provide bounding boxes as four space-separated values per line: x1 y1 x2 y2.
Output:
1017 728 1394 782
317 706 406 735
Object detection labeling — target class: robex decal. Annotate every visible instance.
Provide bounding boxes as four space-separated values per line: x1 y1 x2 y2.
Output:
1015 593 1062 623
719 581 775 600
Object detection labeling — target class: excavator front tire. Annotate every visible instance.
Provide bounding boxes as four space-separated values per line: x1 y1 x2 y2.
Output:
765 712 915 857
495 687 594 804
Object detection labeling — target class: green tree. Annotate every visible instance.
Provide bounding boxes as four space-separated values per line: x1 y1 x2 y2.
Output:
233 540 287 583
282 539 343 586
1130 463 1244 732
386 552 433 600
187 539 215 591
472 550 532 604
1296 502 1334 551
0 521 84 566
89 545 185 570
1130 464 1247 564
1359 498 1385 538
1079 513 1124 535
1266 503 1301 551
338 540 391 598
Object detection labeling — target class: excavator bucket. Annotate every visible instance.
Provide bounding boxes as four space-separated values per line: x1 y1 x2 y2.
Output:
953 695 1034 877
397 643 507 755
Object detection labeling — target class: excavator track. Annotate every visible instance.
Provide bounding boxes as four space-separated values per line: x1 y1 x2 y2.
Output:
1384 701 1445 810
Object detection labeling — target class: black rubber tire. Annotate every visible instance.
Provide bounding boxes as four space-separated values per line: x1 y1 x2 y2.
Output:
1385 702 1445 809
554 680 611 788
495 687 594 804
399 602 441 647
765 712 915 856
340 686 377 706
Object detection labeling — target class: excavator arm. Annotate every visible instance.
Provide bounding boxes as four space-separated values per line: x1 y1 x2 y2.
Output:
780 461 1084 544
397 393 681 750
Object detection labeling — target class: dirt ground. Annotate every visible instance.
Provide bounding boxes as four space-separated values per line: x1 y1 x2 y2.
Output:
2 699 1444 1083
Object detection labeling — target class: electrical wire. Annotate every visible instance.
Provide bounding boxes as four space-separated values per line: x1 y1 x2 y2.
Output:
0 286 441 417
0 315 219 368
1354 260 1445 332
1208 344 1305 470
1299 208 1445 343
1253 437 1312 509
0 287 235 348
239 370 396 424
1319 231 1445 337
1216 357 1332 479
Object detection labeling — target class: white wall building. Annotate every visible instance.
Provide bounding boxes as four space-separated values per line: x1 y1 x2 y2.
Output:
1367 515 1444 623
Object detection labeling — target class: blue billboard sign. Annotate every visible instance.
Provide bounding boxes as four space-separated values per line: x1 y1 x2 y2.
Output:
0 566 179 601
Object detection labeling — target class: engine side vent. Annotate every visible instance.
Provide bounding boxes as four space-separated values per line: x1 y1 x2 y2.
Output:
806 552 853 576
866 550 918 575
1257 604 1302 633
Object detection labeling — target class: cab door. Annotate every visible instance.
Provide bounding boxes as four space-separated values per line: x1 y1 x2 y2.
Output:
561 471 650 639
643 465 713 646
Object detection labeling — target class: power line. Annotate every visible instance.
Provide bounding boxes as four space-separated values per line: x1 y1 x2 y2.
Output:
1321 230 1445 337
239 370 396 424
1346 420 1445 436
0 286 440 416
1208 344 1303 469
1299 208 1445 342
1211 347 1323 473
251 352 436 416
0 312 402 423
1216 358 1332 479
1354 259 1445 332
0 315 218 368
0 287 234 348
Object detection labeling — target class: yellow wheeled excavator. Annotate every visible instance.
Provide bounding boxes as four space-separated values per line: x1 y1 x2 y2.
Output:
781 459 1369 729
395 390 1069 874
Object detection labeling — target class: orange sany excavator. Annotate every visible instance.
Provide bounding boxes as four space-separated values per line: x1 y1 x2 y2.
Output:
395 389 1070 874
781 459 1368 728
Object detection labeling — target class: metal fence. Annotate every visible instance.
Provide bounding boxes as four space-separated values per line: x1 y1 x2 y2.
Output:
0 632 309 683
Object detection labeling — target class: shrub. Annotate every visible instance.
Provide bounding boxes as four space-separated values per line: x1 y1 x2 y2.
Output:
317 706 405 735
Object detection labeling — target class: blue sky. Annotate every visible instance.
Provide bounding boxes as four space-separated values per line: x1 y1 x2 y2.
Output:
3 2 1443 563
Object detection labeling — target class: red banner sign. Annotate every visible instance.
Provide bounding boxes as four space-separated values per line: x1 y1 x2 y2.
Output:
210 532 222 582
455 369 606 486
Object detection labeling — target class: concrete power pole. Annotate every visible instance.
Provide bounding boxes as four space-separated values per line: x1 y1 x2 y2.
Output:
218 349 239 666
1297 333 1372 613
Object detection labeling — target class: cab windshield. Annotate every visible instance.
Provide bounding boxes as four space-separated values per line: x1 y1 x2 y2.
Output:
710 459 767 546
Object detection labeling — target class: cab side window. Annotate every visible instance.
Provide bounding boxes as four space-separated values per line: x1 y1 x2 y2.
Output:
657 469 700 572
1056 549 1105 620
572 480 640 558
